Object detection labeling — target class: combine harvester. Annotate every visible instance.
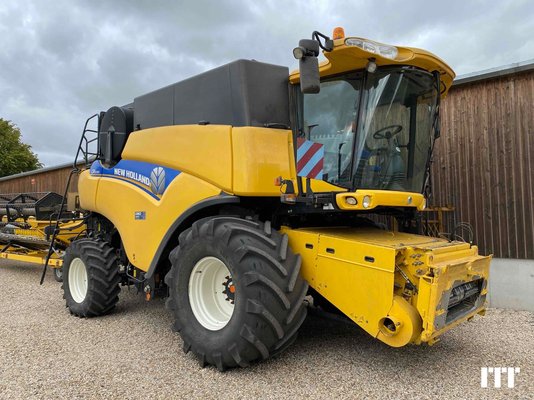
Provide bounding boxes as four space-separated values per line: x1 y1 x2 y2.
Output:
6 28 491 370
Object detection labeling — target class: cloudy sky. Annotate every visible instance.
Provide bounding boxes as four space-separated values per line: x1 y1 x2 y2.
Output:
1 0 533 167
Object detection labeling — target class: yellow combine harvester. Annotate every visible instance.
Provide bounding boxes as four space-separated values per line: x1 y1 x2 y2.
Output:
58 28 490 370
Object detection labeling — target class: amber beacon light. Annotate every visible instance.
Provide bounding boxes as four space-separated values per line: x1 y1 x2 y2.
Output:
333 27 345 40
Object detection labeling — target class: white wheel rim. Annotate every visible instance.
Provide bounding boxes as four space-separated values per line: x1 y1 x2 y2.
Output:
69 258 88 303
189 256 235 331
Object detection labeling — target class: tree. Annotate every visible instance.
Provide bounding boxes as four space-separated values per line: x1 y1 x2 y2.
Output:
0 118 42 177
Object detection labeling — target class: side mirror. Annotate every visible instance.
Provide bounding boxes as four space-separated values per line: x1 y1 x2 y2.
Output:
293 39 320 94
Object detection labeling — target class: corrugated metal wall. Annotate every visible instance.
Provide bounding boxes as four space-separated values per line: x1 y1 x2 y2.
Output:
432 70 534 259
0 166 78 195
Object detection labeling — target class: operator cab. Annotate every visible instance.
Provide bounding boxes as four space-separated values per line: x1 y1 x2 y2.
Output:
289 29 453 212
300 66 439 193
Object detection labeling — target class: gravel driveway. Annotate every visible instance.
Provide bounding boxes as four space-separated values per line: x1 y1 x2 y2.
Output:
0 260 532 399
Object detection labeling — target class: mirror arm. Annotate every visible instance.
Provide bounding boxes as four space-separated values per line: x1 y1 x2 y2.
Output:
312 31 334 52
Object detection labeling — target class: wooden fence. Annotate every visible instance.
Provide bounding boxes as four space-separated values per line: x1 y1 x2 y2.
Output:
0 165 78 195
432 68 534 259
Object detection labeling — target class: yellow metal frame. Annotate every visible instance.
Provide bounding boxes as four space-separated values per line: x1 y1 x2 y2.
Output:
281 226 490 347
0 217 85 269
0 246 63 268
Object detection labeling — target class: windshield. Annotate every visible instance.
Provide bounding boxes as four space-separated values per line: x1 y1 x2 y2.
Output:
302 67 438 193
301 72 362 185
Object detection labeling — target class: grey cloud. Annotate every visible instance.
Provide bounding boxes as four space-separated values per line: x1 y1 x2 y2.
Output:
0 0 532 166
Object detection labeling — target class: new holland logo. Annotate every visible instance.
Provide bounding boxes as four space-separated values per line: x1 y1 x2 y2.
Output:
150 167 166 195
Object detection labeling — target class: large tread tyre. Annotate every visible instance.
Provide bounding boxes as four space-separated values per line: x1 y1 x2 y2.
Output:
165 216 308 371
62 238 121 318
53 267 63 282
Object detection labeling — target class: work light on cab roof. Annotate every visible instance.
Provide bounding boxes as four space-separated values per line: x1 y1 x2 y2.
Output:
345 38 399 60
331 26 399 60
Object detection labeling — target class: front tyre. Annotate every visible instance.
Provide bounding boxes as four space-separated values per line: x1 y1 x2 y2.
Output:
62 239 121 317
165 217 308 371
53 267 63 282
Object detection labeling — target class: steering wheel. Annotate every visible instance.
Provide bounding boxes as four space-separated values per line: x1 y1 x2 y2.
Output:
372 125 403 140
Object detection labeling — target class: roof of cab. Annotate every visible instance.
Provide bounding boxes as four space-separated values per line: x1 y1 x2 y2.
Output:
289 37 455 96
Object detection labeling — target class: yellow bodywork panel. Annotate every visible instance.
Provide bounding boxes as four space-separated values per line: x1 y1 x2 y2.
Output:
232 127 293 195
78 170 99 210
289 36 455 96
281 226 490 347
315 233 395 336
80 170 221 271
123 125 234 193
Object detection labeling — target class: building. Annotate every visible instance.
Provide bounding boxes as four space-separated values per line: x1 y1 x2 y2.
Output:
0 161 80 195
432 60 534 260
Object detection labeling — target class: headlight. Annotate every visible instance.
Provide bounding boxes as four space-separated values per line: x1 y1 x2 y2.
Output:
345 196 357 206
362 195 371 209
292 46 306 60
344 38 398 60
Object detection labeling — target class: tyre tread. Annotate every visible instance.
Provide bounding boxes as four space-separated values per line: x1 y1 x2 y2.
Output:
166 216 308 370
62 238 120 318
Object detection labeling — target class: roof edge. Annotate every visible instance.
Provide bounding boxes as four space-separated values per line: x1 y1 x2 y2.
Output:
0 160 86 182
453 59 534 86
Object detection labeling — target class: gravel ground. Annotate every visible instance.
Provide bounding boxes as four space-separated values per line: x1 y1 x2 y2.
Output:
0 260 532 400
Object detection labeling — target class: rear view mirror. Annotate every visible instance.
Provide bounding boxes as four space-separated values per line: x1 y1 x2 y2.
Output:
293 39 320 94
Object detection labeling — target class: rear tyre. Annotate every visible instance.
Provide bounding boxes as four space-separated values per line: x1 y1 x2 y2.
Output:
53 267 63 282
165 216 308 371
62 238 120 317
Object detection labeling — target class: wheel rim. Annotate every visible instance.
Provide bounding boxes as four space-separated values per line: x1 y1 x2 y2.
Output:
69 258 88 303
188 256 235 331
54 268 62 279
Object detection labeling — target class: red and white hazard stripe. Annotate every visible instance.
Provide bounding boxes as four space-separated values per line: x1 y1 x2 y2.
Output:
296 138 324 179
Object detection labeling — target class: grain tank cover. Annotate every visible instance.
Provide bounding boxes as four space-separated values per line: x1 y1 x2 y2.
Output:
133 59 290 130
